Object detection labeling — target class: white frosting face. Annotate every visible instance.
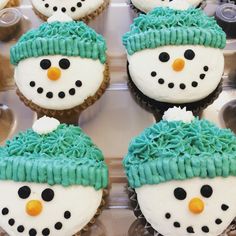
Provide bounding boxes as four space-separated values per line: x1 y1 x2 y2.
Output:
128 45 224 104
136 177 236 236
0 0 9 10
31 0 104 19
15 55 105 110
0 181 102 236
131 0 203 13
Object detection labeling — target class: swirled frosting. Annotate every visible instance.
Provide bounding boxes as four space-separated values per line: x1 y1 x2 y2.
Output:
123 7 226 55
10 21 107 65
0 124 108 189
123 119 236 188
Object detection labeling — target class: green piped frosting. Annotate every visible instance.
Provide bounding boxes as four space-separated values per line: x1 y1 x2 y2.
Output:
10 21 107 65
123 119 236 188
123 7 226 55
0 124 108 190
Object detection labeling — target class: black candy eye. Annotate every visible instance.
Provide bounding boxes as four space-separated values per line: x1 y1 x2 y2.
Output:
18 186 31 199
40 59 51 70
59 58 70 69
159 52 170 62
184 49 195 60
174 187 187 200
41 188 54 202
200 185 213 198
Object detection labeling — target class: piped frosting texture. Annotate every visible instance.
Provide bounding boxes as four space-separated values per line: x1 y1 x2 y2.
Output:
123 8 226 55
0 124 108 189
10 21 107 65
123 119 236 188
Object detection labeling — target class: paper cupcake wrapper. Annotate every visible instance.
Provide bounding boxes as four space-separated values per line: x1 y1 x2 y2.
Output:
32 0 109 23
127 62 223 121
128 0 207 16
128 187 236 236
16 63 109 124
5 0 20 8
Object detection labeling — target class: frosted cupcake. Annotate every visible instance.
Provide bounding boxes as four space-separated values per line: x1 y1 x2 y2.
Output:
0 116 108 236
123 107 236 236
123 8 226 120
10 13 109 124
130 0 205 14
31 0 109 22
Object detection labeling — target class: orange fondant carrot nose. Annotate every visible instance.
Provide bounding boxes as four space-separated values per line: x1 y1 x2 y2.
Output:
26 200 43 216
189 197 204 214
47 67 61 81
172 58 185 72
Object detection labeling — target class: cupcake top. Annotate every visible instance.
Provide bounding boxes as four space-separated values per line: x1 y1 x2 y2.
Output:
130 0 204 13
123 7 226 56
123 108 236 188
0 117 108 190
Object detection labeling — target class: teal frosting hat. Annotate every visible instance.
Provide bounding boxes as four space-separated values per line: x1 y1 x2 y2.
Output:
10 19 107 65
123 7 226 55
123 114 236 188
0 118 108 190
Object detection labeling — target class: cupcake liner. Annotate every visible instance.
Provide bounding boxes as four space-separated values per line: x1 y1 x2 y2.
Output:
128 187 236 236
16 62 110 124
32 0 109 23
127 62 223 121
75 189 109 236
128 0 207 16
5 0 20 8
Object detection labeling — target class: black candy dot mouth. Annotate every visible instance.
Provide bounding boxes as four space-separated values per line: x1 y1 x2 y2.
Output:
150 65 208 90
29 80 82 99
1 206 72 235
40 0 85 13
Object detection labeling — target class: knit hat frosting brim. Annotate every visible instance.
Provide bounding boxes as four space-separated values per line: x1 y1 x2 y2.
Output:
123 119 236 188
0 124 109 190
122 8 226 55
10 21 107 65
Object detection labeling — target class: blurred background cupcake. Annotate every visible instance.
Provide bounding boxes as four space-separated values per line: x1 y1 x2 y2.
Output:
31 0 109 22
123 7 226 121
129 0 205 15
0 0 20 11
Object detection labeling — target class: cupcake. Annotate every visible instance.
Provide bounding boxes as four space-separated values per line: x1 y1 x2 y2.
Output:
130 0 205 14
122 8 226 120
0 116 109 236
10 13 109 124
123 107 236 236
0 0 19 11
31 0 109 22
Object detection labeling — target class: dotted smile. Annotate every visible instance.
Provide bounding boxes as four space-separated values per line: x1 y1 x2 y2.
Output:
41 0 86 13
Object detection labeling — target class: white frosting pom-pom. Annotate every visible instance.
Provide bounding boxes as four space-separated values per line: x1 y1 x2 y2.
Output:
47 12 73 23
163 107 195 123
32 116 60 135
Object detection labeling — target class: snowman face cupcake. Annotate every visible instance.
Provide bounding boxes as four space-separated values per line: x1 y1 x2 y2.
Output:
0 181 102 236
128 45 224 104
32 0 104 20
136 177 236 236
131 0 203 13
15 55 105 110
